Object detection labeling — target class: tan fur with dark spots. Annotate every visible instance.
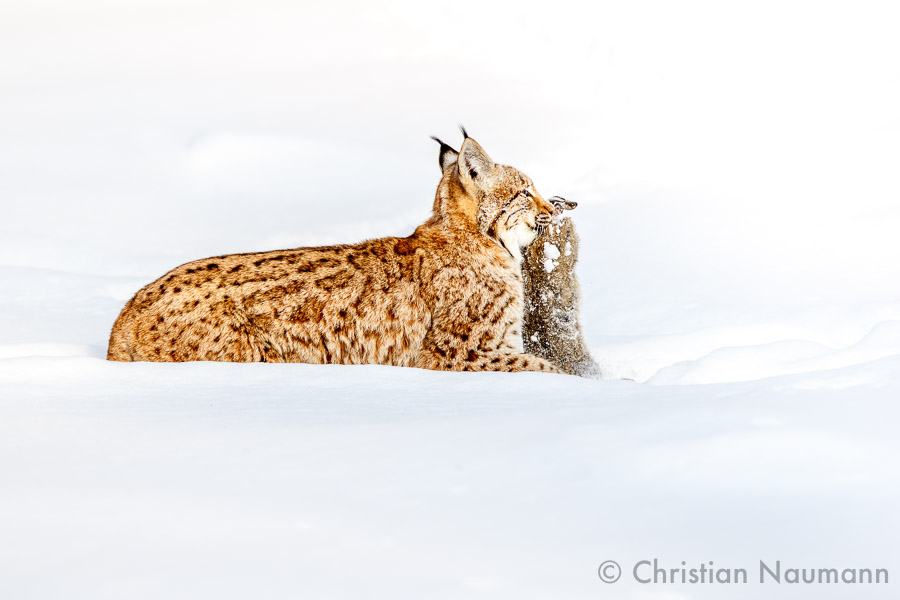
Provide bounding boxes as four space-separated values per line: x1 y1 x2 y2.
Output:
522 217 600 378
107 135 562 373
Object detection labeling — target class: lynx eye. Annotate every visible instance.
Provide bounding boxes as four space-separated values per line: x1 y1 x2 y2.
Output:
522 189 533 198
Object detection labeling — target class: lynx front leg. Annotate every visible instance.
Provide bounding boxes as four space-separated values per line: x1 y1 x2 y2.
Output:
416 348 562 374
471 351 562 373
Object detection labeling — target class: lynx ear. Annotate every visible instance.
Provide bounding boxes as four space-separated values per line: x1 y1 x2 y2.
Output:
457 137 495 188
430 136 459 172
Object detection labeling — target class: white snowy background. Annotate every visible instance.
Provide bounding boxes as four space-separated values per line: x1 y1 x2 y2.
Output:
2 1 899 598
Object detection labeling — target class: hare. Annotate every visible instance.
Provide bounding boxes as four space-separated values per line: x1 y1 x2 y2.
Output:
521 199 600 378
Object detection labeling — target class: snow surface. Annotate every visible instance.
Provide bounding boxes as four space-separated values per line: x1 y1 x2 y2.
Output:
2 1 900 598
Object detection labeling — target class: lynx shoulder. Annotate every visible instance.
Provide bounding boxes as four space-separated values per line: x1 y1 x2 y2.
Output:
522 215 600 378
108 132 564 374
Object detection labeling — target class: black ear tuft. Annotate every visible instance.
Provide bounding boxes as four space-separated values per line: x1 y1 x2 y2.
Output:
459 124 470 139
430 136 459 171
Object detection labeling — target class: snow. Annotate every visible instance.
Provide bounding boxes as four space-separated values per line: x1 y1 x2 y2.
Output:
542 242 561 273
2 1 900 598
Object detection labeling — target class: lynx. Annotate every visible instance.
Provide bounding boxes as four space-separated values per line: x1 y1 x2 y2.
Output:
107 131 564 373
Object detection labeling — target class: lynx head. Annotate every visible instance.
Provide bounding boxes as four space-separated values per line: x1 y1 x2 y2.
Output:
431 129 557 262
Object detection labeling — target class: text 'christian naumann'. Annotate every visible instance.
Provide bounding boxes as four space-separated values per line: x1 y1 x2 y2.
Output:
632 559 888 584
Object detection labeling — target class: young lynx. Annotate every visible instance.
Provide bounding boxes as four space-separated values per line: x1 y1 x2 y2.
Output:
108 131 563 373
